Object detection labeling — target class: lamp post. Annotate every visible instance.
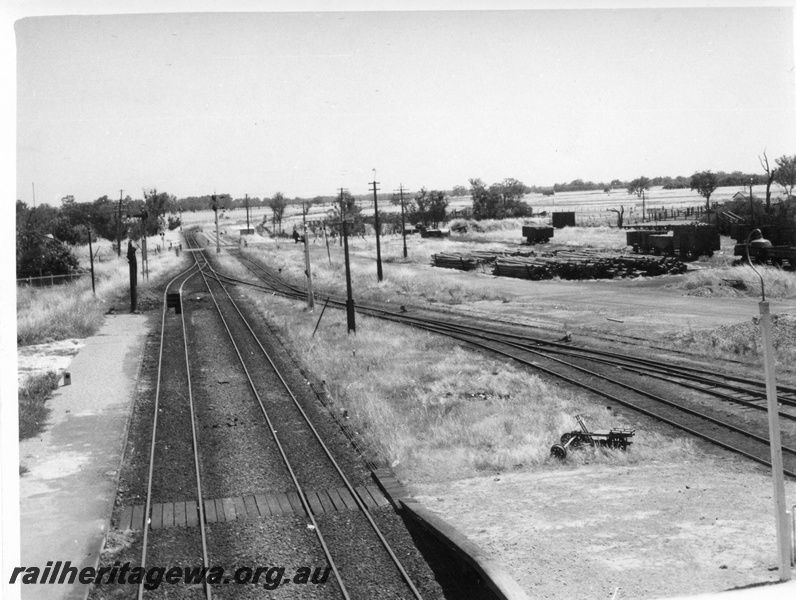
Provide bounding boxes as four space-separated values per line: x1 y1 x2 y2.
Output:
746 230 792 581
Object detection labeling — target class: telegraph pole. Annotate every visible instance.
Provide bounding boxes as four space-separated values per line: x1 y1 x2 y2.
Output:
87 222 96 295
117 190 123 257
370 170 383 282
303 223 314 310
212 194 220 253
396 184 410 259
245 194 250 230
340 188 356 334
749 179 755 227
141 209 149 281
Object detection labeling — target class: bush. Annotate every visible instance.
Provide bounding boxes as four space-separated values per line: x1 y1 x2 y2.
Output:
16 236 80 279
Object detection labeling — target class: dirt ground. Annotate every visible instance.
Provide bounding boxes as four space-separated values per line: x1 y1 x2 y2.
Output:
412 455 796 600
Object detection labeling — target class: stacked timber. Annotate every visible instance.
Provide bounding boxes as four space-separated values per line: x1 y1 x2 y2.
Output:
432 251 506 270
493 252 686 280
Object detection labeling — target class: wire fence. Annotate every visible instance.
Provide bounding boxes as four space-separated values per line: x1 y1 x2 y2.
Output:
16 273 88 288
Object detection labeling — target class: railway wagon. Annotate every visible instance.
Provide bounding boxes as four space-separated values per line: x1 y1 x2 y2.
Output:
672 225 720 258
627 224 719 259
552 212 576 228
522 226 554 244
732 224 796 246
732 225 796 268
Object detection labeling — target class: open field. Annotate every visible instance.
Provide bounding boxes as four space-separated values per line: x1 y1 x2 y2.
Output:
180 183 767 234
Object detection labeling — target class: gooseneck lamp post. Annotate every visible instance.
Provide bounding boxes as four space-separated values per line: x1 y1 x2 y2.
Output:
746 229 792 580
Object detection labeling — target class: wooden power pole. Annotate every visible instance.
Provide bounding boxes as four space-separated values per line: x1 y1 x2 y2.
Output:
396 184 410 259
370 170 383 282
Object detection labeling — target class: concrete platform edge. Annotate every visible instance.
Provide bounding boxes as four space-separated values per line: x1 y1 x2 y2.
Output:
398 498 530 600
370 469 529 600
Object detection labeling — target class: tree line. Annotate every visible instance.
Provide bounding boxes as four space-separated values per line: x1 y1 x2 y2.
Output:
17 153 796 277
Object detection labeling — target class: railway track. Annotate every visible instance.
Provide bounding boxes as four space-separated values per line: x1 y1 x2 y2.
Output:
209 241 796 480
114 235 440 599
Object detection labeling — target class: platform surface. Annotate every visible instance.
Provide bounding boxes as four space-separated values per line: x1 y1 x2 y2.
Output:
18 314 148 600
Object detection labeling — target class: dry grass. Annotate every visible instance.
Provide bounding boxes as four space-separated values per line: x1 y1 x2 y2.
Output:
230 272 695 483
663 313 796 369
671 264 796 300
240 238 510 307
17 235 184 346
18 370 59 440
237 224 635 309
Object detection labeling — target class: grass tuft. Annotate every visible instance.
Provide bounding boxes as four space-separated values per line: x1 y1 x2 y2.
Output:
18 370 60 440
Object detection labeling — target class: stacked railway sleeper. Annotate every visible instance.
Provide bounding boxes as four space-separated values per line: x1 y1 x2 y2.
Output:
430 251 499 271
97 235 459 600
220 246 796 481
433 248 686 279
493 252 686 280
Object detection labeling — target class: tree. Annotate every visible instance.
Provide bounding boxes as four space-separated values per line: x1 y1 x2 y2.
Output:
53 196 92 245
608 206 625 228
469 178 497 220
469 177 531 220
758 152 778 215
410 188 449 228
627 176 650 221
326 190 364 237
689 171 719 212
267 192 288 233
775 154 796 199
16 201 80 278
451 185 468 197
139 189 173 237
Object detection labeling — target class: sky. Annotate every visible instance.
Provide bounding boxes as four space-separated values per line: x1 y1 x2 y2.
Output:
10 3 796 205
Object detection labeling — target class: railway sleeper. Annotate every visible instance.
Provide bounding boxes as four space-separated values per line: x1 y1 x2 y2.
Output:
116 485 389 531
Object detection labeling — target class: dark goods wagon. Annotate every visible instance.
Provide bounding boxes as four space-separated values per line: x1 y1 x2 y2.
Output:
627 224 719 259
550 415 635 459
552 212 576 228
522 226 554 244
733 225 796 269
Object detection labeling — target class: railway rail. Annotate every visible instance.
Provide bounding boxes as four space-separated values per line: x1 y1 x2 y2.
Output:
124 233 435 599
204 238 796 480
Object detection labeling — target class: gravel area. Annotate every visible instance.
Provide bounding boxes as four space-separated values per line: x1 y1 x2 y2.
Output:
313 508 444 600
185 291 297 497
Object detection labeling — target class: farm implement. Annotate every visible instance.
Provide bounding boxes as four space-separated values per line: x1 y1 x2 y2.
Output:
550 415 635 459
